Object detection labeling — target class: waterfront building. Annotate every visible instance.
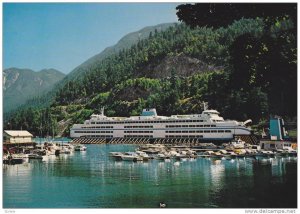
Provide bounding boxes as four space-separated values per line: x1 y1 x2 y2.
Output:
260 117 296 151
3 130 35 147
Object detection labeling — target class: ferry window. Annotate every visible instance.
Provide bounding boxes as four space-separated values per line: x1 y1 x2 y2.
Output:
211 125 216 127
204 130 210 133
218 130 224 133
225 130 231 133
211 130 217 133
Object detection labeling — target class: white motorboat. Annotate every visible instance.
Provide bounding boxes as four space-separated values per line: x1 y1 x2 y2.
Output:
135 151 150 161
121 152 143 161
74 144 87 151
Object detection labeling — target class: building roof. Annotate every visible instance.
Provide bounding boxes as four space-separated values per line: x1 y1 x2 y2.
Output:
4 130 33 137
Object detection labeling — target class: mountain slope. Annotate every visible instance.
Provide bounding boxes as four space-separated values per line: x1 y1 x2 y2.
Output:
3 68 65 113
66 22 177 81
8 18 294 137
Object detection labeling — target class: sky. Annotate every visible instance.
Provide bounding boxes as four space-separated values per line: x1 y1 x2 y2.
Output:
3 3 180 74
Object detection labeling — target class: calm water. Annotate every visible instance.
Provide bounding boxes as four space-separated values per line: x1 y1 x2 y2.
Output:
3 144 297 208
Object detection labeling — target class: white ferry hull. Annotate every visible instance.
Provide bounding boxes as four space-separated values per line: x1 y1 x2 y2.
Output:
70 107 252 142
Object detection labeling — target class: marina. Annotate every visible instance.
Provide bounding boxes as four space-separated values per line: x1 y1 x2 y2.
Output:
3 144 297 208
3 2 297 210
2 107 297 208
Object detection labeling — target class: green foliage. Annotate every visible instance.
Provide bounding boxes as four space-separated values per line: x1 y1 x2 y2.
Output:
53 19 263 107
6 11 296 136
72 109 94 124
176 3 296 29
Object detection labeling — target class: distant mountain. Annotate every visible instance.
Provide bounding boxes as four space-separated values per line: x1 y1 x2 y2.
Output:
3 68 65 113
3 23 178 115
66 22 177 81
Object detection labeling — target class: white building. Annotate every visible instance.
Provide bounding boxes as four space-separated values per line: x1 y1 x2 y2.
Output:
3 130 34 145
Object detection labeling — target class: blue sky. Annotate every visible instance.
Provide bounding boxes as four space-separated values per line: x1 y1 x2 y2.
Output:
3 3 180 74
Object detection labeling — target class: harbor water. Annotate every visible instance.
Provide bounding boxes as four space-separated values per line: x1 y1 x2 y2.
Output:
3 144 297 208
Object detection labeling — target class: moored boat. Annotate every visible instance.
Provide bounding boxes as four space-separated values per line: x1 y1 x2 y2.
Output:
135 151 150 161
121 152 143 162
74 144 87 151
70 104 252 142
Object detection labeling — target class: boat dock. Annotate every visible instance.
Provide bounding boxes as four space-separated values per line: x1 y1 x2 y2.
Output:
70 137 224 146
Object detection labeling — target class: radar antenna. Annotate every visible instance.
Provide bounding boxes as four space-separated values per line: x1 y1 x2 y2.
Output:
101 107 105 116
202 102 208 111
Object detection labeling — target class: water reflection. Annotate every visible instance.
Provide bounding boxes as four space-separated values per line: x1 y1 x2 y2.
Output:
3 144 297 208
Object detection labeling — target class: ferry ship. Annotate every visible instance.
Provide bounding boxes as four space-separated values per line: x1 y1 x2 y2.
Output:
70 103 252 142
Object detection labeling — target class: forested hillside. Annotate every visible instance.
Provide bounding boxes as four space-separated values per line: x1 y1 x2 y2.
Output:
5 4 296 137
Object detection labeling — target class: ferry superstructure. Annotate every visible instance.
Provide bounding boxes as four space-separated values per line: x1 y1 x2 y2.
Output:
70 105 252 141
